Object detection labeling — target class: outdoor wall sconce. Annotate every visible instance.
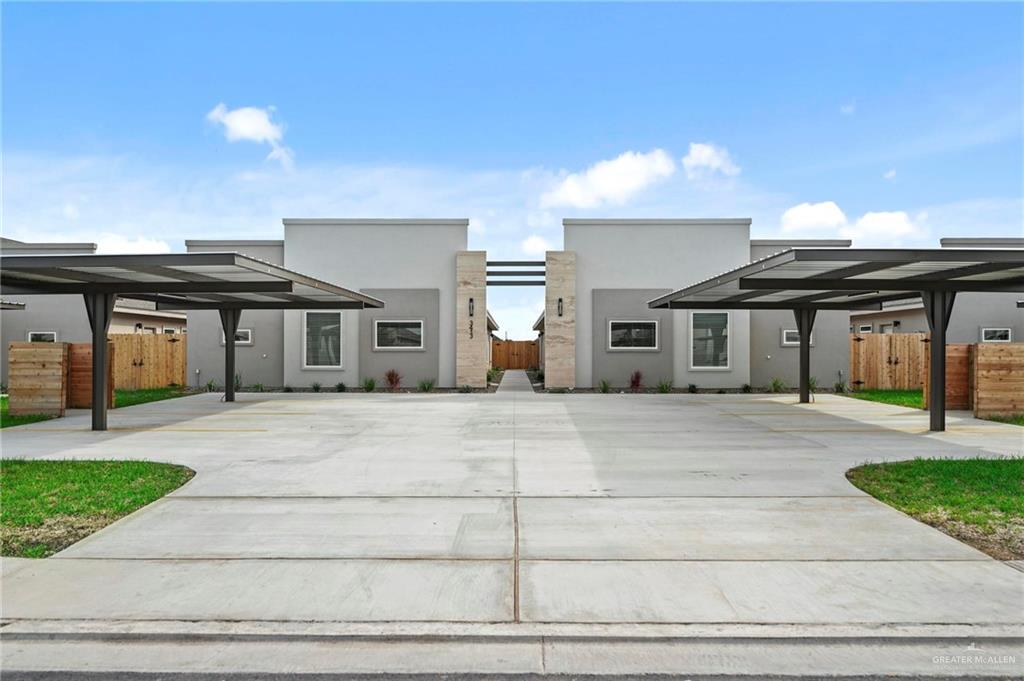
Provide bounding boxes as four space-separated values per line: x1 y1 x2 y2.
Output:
557 298 563 317
469 297 475 317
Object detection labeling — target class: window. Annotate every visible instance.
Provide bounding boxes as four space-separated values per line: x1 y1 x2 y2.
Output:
690 311 729 369
26 331 57 343
164 328 177 335
780 329 813 347
981 327 1011 343
608 320 658 350
303 311 342 368
220 328 253 345
879 323 894 334
374 320 424 350
858 324 873 334
143 326 157 334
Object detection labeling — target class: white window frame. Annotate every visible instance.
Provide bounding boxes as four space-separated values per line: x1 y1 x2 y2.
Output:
858 324 873 334
302 310 344 370
373 319 425 351
607 319 659 351
981 327 1012 343
689 310 731 371
879 323 895 334
164 328 177 335
26 330 57 343
220 328 253 346
780 329 813 347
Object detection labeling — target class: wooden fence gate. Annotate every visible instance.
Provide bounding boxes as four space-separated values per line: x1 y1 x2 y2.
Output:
849 333 927 390
109 334 187 390
491 339 539 370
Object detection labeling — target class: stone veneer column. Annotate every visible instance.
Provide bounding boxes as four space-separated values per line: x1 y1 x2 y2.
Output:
456 251 488 388
544 250 576 389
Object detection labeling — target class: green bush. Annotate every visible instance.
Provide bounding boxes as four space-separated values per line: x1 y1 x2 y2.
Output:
487 367 502 383
598 379 611 394
362 378 377 392
741 383 752 393
458 384 474 393
418 379 435 392
768 377 787 393
204 380 217 393
251 383 264 393
657 380 673 394
311 382 322 393
282 385 293 393
687 383 698 394
335 382 347 393
833 381 846 394
807 376 818 394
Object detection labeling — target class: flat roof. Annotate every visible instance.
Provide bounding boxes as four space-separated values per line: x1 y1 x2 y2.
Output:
563 218 751 227
649 248 1024 310
0 252 385 311
283 218 469 227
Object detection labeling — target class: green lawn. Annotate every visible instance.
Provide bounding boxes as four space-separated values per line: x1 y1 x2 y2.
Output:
846 388 924 409
0 459 194 558
985 413 1024 427
0 395 54 429
115 385 187 408
847 458 1024 560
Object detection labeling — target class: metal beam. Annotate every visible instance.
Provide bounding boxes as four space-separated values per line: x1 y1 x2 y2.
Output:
922 290 956 432
485 271 547 277
794 308 816 404
83 292 116 431
219 308 242 402
486 281 547 286
486 261 545 267
150 299 368 310
665 301 886 311
0 279 296 295
737 277 1024 293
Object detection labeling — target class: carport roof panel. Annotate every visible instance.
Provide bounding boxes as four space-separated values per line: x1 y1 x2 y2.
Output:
0 252 385 310
648 248 1024 310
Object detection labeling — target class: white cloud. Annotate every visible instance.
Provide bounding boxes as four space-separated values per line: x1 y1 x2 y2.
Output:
840 101 856 116
841 211 923 242
780 201 848 234
521 234 552 256
540 149 675 208
883 169 897 180
682 142 740 180
206 103 294 170
95 233 172 254
62 203 80 220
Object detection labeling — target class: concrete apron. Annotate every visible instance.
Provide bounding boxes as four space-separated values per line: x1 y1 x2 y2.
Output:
1 387 1022 677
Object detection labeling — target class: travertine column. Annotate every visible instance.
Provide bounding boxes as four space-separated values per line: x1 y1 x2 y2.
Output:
456 251 488 388
544 250 576 389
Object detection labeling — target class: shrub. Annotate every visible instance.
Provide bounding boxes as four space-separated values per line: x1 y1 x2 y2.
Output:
251 383 264 393
687 383 698 394
768 377 787 393
234 373 242 391
487 367 502 383
833 381 847 394
741 383 753 393
629 370 643 393
362 378 377 392
549 387 568 394
311 382 322 393
335 382 347 393
418 378 435 392
657 380 673 394
204 380 217 393
598 379 611 394
385 369 402 392
458 384 474 393
808 376 818 394
283 385 293 393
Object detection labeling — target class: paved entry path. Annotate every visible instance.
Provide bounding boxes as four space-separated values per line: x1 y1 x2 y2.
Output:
2 390 1022 676
496 369 535 393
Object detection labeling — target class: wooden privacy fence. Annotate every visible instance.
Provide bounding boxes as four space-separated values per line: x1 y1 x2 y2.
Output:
491 339 539 370
67 343 115 409
7 342 69 416
849 333 926 390
923 344 972 411
970 343 1024 417
109 333 187 389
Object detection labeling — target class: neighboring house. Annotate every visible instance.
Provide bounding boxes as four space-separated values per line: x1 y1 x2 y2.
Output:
0 238 186 385
849 238 1024 343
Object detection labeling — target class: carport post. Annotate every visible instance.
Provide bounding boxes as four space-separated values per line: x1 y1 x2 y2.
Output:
83 292 116 431
219 308 242 402
793 308 816 404
922 290 956 432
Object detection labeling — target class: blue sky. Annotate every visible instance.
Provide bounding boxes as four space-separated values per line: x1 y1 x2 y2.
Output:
3 2 1022 337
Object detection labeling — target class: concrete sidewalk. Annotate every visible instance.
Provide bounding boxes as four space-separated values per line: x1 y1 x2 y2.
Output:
496 368 535 393
1 390 1021 676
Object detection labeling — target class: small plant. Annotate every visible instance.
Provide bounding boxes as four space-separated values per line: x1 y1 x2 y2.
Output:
311 382 322 393
833 381 847 394
548 387 568 394
458 384 474 393
418 378 436 392
808 376 818 393
362 377 377 393
251 383 264 393
657 380 673 394
385 369 402 392
629 370 643 393
234 373 242 392
741 383 753 393
687 383 698 394
204 379 217 393
487 367 502 383
768 377 787 393
335 382 347 393
598 379 611 394
283 385 294 393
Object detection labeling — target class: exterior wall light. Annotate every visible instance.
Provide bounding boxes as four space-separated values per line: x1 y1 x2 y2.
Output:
557 298 563 317
469 297 475 317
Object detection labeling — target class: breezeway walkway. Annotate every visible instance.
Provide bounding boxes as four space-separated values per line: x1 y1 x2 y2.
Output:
2 389 1022 675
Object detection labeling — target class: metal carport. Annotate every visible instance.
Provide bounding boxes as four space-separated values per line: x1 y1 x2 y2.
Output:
649 248 1024 431
1 252 384 430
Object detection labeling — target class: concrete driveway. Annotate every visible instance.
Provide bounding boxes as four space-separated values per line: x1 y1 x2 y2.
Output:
2 371 1022 676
